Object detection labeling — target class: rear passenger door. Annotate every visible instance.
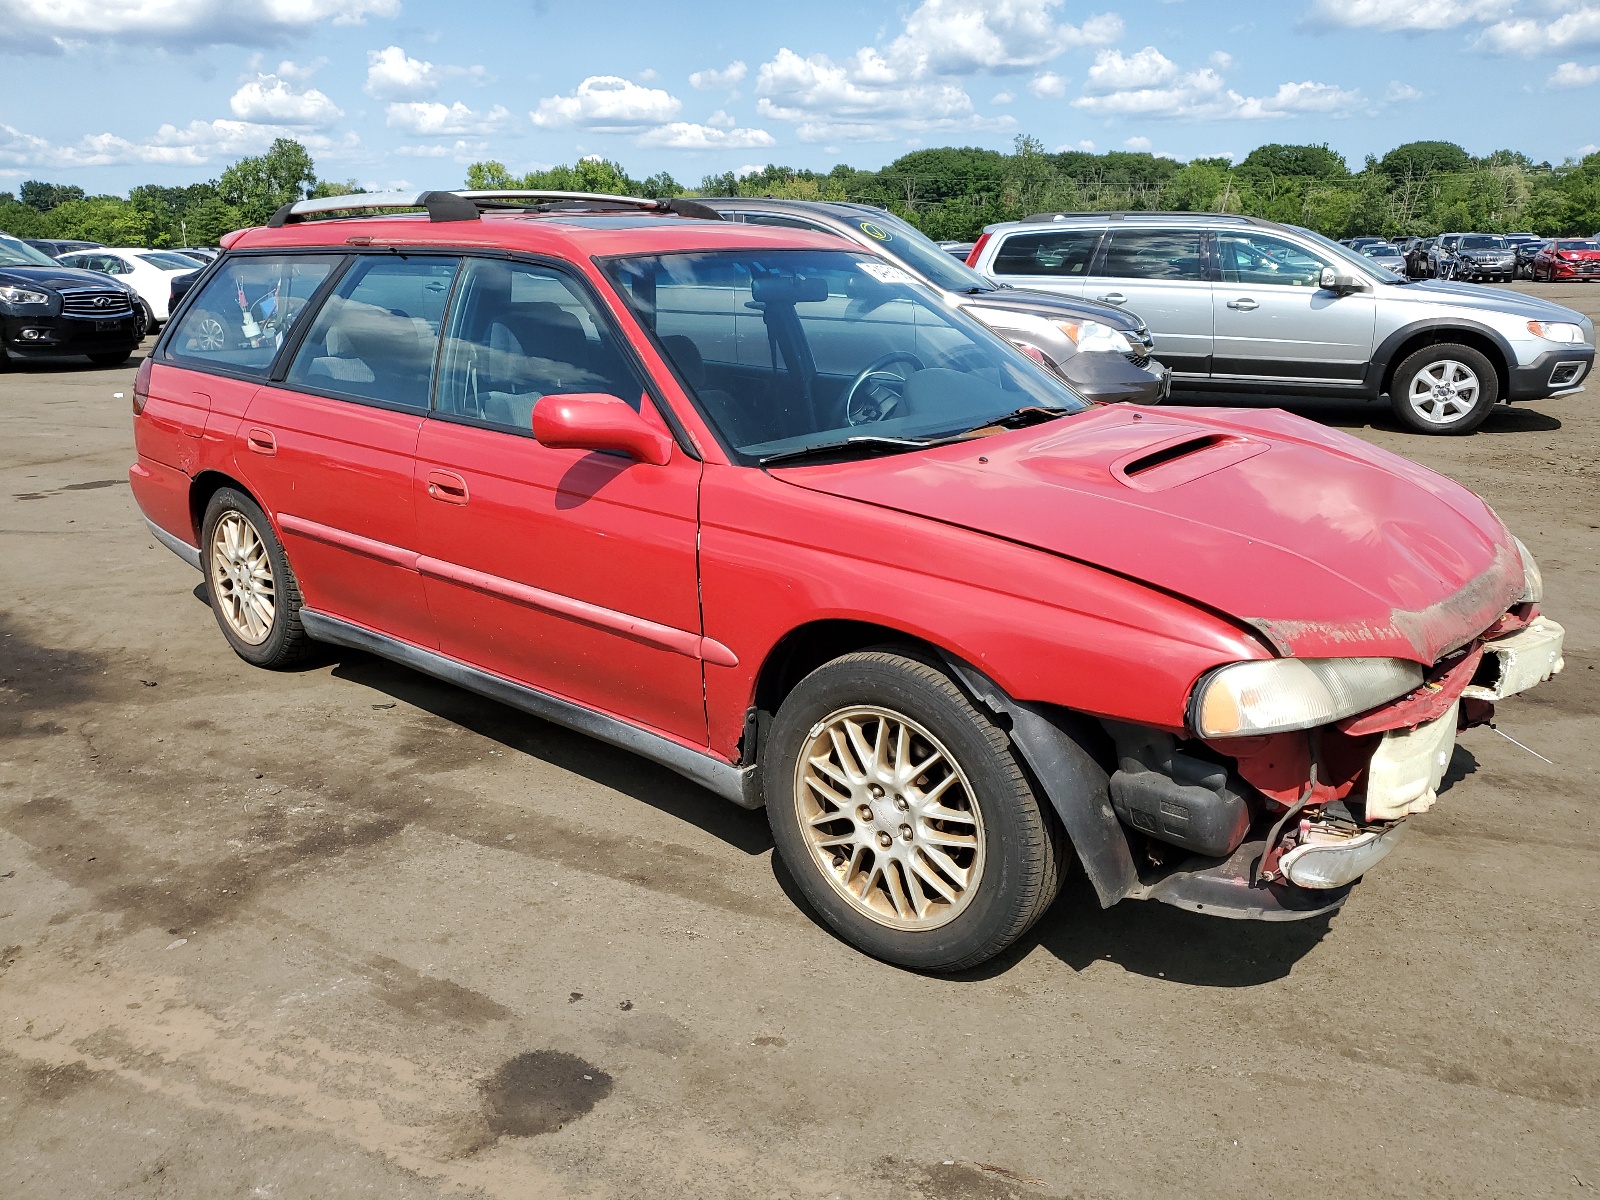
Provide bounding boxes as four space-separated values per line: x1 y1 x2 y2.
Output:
240 253 459 649
413 257 707 745
1079 228 1213 379
984 229 1102 295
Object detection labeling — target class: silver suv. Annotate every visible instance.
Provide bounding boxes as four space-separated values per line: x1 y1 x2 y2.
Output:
969 212 1594 434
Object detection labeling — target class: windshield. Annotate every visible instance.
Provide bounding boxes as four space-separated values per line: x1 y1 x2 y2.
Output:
1557 240 1598 250
0 236 61 268
842 209 996 293
604 249 1090 463
1362 244 1400 255
140 251 204 270
1460 236 1507 250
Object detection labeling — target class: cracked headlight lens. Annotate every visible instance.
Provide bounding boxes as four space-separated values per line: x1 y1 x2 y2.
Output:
1192 658 1424 739
1513 535 1543 604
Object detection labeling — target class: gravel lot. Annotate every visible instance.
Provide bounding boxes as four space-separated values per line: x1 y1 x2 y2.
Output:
2 280 1596 1199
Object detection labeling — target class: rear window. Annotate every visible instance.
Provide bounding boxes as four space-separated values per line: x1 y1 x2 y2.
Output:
990 230 1101 277
165 254 341 376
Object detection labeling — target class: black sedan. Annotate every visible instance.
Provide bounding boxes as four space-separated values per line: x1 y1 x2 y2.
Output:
0 234 142 369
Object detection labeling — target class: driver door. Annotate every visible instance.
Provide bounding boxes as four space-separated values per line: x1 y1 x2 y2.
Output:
414 257 707 744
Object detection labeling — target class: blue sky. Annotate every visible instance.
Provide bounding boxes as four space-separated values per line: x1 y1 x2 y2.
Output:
2 0 1598 193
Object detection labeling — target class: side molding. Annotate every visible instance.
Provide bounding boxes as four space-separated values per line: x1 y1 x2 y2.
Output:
940 656 1141 908
299 610 763 809
146 517 202 571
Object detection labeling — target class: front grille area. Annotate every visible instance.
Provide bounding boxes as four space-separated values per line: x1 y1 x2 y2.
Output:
1126 352 1152 370
61 290 134 317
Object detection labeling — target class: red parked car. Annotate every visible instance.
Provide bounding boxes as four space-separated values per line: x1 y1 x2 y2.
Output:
1531 239 1600 281
130 191 1565 970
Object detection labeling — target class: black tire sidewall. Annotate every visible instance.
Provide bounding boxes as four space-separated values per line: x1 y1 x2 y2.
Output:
1389 342 1499 435
764 652 1058 971
200 488 306 668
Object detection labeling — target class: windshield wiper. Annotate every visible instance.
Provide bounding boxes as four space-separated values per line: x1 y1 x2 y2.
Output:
759 435 939 467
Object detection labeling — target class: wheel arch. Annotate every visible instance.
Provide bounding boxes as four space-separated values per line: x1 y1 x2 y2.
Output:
188 469 257 543
1375 320 1513 401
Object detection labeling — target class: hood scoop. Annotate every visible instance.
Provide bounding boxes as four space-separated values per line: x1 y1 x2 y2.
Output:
1111 429 1268 491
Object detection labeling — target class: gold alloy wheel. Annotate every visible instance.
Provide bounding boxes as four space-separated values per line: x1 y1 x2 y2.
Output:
794 706 985 931
209 511 277 645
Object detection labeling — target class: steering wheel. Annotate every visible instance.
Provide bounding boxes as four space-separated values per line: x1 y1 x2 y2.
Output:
841 351 925 426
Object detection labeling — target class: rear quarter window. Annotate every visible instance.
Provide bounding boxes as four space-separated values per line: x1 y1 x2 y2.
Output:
164 254 342 377
990 230 1102 276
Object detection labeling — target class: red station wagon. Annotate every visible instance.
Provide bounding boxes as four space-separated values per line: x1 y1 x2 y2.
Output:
130 190 1566 970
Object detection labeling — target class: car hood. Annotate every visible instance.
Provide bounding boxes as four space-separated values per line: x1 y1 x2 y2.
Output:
964 286 1145 332
1386 278 1585 321
0 264 125 292
775 405 1523 664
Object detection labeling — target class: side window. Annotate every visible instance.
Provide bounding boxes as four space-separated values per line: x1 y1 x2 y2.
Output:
286 256 459 410
1099 230 1206 281
435 258 649 431
166 255 340 376
991 230 1101 276
1216 233 1328 287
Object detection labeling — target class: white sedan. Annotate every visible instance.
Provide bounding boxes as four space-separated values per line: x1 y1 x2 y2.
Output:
55 248 202 327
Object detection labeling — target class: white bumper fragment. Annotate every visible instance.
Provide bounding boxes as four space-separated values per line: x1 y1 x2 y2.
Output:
1464 618 1565 701
1366 701 1459 821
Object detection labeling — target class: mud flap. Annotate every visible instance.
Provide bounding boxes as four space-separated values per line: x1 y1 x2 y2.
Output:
940 657 1141 908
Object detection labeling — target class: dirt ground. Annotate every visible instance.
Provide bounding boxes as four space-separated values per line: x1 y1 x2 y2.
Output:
1 281 1596 1199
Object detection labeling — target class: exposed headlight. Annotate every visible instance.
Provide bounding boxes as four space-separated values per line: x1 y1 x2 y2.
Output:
1513 535 1543 604
0 284 50 306
1192 657 1424 739
1054 319 1134 355
1527 320 1586 344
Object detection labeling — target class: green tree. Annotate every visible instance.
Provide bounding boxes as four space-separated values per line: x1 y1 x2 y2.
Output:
19 180 86 212
218 139 317 226
1377 141 1471 182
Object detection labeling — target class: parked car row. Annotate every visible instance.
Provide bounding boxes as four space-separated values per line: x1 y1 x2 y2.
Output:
129 187 1567 971
0 233 144 368
965 210 1592 433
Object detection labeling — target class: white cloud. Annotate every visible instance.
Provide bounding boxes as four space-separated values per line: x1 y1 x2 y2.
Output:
531 76 682 130
1386 81 1425 100
991 90 1016 104
888 0 1122 74
1072 49 1368 119
1085 46 1180 92
386 101 511 136
1549 58 1600 84
273 58 325 84
635 122 776 149
1304 0 1510 31
0 117 358 168
229 74 343 126
1479 6 1600 54
1028 71 1069 98
1055 138 1095 152
754 46 1012 141
706 109 736 127
1124 135 1153 151
394 139 490 161
0 0 399 51
364 46 489 101
689 61 748 89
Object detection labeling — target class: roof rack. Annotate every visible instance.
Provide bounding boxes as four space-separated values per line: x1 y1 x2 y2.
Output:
1018 210 1266 226
266 189 724 228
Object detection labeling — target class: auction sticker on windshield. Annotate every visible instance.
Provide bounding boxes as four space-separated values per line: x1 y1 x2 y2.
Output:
857 261 914 285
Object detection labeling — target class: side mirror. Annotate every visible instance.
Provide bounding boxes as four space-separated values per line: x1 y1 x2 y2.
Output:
1319 267 1367 294
531 393 674 466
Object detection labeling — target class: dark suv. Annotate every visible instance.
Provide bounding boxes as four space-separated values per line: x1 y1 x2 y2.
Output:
0 234 142 368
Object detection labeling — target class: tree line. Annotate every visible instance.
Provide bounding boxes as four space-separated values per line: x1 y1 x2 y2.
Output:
6 135 1598 249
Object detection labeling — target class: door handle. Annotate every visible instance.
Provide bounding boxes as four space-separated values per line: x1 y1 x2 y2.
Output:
245 427 276 456
425 469 469 505
1097 292 1127 305
1226 298 1259 311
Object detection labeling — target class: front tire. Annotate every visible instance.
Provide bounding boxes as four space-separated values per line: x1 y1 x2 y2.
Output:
1389 343 1498 435
200 488 313 669
764 650 1065 972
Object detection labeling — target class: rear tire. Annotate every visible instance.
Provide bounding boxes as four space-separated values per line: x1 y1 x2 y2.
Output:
1389 342 1498 435
764 650 1065 972
200 488 313 669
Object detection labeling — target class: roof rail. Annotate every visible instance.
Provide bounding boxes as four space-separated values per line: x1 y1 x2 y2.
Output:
266 189 723 228
1018 210 1265 226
